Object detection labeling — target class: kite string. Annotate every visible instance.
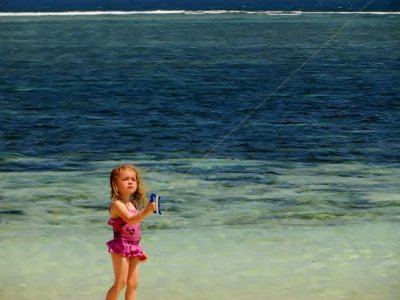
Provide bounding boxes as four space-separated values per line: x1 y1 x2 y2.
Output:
162 0 376 196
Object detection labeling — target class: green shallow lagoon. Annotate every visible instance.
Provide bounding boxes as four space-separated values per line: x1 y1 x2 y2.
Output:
1 158 399 299
0 222 399 300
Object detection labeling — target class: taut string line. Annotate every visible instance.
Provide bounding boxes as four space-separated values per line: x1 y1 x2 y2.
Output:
164 0 376 195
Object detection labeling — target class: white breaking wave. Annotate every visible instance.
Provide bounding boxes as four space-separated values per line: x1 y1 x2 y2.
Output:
0 10 399 17
0 10 182 17
303 11 400 15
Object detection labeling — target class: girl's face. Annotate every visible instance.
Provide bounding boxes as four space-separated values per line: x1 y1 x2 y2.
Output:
115 169 137 198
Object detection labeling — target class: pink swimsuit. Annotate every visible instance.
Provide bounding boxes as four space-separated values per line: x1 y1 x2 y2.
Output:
106 209 146 260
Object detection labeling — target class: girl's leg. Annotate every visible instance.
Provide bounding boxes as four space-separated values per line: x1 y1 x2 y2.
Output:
125 257 140 300
105 253 129 300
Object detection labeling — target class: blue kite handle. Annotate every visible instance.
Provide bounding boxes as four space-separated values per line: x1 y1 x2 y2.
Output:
150 193 161 215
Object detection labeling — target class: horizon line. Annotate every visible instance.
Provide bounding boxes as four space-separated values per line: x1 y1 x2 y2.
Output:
1 10 399 17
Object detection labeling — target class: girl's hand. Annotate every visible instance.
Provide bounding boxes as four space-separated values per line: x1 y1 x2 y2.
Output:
139 251 149 263
145 201 157 216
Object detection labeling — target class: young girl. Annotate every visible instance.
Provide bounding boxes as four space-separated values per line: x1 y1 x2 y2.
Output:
105 164 156 300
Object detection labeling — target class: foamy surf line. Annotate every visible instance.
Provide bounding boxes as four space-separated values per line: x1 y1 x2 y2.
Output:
0 10 399 17
0 10 300 16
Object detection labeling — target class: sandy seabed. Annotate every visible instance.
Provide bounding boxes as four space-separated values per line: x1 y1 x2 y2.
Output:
0 221 399 300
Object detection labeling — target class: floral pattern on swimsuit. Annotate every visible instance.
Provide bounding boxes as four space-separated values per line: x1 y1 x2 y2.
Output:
106 210 146 260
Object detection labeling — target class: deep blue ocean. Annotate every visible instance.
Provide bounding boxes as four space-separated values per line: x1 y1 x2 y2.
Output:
0 12 400 300
1 12 399 171
1 0 399 12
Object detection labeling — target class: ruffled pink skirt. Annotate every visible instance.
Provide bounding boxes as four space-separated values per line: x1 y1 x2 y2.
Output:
107 239 147 261
107 214 146 261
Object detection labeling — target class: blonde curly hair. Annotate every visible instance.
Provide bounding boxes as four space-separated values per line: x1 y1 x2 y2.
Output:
109 164 147 209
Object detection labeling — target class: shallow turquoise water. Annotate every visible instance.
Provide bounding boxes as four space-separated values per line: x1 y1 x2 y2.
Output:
1 222 399 299
1 157 400 299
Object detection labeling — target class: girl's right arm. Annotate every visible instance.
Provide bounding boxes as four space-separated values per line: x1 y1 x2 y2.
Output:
111 200 156 224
